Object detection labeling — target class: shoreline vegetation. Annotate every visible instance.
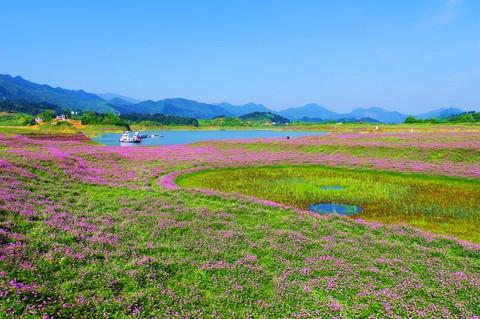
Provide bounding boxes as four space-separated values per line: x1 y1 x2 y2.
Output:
2 102 480 139
0 116 479 138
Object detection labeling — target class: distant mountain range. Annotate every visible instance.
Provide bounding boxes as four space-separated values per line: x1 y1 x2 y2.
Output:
126 98 235 118
341 107 407 124
0 73 468 122
214 102 271 116
279 103 338 120
415 108 465 120
276 104 463 123
96 93 140 105
0 74 117 113
300 116 382 124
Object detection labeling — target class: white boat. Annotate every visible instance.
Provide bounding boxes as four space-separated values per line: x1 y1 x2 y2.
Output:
119 131 142 143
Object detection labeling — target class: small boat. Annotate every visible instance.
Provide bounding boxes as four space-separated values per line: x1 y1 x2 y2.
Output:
119 131 142 143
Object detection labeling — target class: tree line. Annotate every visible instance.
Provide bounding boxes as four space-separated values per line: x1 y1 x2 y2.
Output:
78 112 198 127
0 99 199 127
404 111 480 124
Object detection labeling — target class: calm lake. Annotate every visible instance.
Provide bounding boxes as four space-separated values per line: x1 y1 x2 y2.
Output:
93 130 328 146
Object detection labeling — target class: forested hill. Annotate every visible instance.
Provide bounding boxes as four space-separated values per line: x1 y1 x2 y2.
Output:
0 99 61 114
239 112 290 124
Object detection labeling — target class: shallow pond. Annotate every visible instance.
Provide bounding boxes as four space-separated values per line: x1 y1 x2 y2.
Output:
93 130 328 146
320 185 345 190
308 203 362 216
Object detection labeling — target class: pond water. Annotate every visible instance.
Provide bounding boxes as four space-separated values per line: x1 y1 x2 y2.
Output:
92 130 328 146
308 203 362 216
320 185 345 190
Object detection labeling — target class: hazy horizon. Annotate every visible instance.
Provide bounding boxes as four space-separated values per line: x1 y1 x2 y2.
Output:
2 1 479 113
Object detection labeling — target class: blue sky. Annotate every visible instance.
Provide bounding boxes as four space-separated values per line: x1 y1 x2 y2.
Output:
1 0 479 112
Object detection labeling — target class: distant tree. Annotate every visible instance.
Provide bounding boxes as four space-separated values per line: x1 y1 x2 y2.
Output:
419 111 480 123
404 116 418 124
455 113 475 122
38 110 56 121
26 117 36 125
102 112 122 125
79 111 97 124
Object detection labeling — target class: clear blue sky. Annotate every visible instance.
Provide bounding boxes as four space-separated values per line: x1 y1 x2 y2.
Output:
1 0 479 112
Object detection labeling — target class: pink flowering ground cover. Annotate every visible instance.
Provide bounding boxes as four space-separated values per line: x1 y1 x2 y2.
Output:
0 131 479 318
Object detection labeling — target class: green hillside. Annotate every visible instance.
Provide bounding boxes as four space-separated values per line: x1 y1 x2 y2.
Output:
0 74 116 112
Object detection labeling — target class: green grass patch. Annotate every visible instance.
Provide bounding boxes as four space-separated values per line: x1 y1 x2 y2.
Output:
177 165 480 242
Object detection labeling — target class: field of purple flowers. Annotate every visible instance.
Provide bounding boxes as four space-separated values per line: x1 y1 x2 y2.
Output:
0 130 479 317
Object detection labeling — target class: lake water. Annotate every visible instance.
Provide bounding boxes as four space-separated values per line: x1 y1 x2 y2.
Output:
92 130 328 146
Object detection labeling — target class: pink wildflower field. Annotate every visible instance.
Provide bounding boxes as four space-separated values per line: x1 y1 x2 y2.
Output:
0 130 479 318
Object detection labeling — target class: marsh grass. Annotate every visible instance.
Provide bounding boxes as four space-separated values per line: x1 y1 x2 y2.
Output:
178 165 480 242
213 142 480 164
